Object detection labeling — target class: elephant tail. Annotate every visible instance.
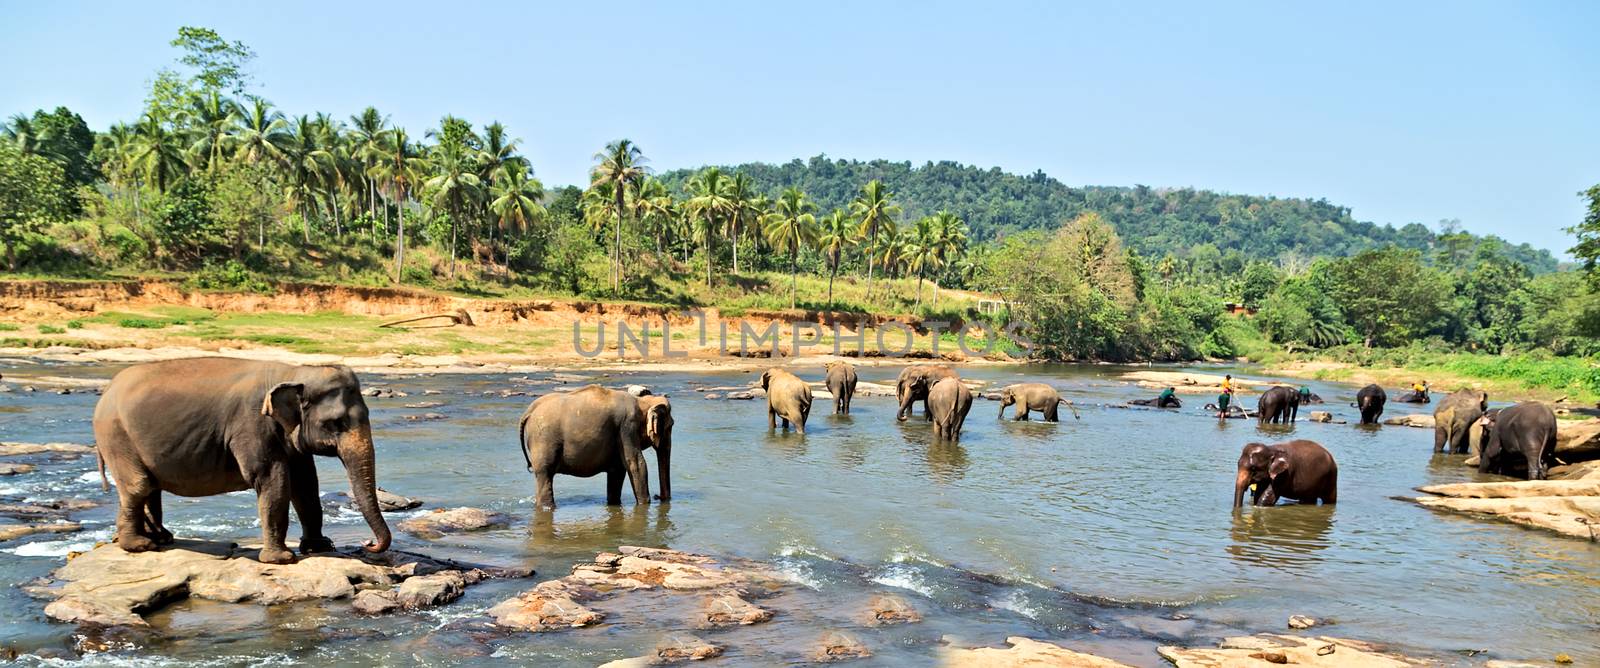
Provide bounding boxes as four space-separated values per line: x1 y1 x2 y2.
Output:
1058 398 1081 420
517 403 536 473
97 446 108 492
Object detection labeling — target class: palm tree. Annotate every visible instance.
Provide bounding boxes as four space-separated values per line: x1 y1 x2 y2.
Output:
630 177 675 256
929 211 967 308
97 123 142 224
685 167 734 288
589 139 648 293
488 166 545 279
348 107 388 224
283 115 334 242
763 187 818 309
2 114 40 156
182 91 238 173
850 180 899 301
905 216 940 306
816 209 854 306
725 172 761 275
130 115 186 194
230 98 290 169
370 128 429 281
423 139 481 280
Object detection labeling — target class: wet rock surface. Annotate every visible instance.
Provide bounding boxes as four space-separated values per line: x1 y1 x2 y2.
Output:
0 521 80 542
0 442 96 457
1412 480 1600 540
397 507 510 538
323 488 423 513
36 540 528 627
1382 414 1435 428
1158 634 1427 667
942 636 1134 667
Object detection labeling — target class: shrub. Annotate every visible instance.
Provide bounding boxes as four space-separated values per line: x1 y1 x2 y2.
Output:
38 324 65 334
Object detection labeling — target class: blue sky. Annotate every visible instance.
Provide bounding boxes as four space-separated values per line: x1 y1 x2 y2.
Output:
3 1 1595 255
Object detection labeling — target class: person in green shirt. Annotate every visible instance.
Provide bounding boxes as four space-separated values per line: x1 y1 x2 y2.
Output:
1157 386 1179 408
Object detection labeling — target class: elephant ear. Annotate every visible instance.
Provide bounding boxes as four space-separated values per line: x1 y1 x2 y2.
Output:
1267 456 1291 480
262 382 305 438
642 399 672 448
760 370 772 391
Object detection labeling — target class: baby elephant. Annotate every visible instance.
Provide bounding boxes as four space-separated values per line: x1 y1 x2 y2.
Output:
825 362 857 415
762 368 813 433
929 377 973 441
1233 440 1337 507
997 382 1072 421
1477 402 1557 480
519 385 673 510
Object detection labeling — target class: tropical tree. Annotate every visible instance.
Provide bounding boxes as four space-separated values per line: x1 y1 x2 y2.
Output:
630 177 675 256
685 167 734 288
231 97 289 169
347 107 387 223
929 210 967 307
130 115 187 194
181 90 238 173
850 180 899 300
282 114 334 241
725 172 761 274
2 114 40 156
817 209 855 306
370 128 428 281
589 139 648 292
905 216 939 306
423 138 481 279
488 166 545 278
763 187 819 309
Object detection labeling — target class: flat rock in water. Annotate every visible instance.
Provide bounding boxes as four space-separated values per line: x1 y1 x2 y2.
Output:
1556 418 1600 460
0 521 80 542
1550 460 1600 480
1159 634 1426 667
1411 494 1600 541
0 442 95 457
38 541 524 627
490 546 788 635
1418 480 1600 499
854 381 896 397
1382 414 1435 428
864 594 921 625
814 631 871 662
0 463 37 476
942 636 1134 667
403 413 448 421
324 488 424 513
398 507 510 538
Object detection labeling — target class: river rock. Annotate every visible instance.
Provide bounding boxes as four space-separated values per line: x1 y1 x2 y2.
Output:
38 541 519 627
1419 480 1600 499
864 594 921 625
724 391 756 400
812 631 871 662
942 636 1133 667
0 521 80 542
1160 634 1425 667
352 589 402 615
0 499 97 518
656 634 723 662
1381 414 1435 428
0 442 95 457
404 401 445 409
324 488 424 513
1288 615 1318 629
0 463 37 476
403 413 447 421
398 507 510 538
1413 493 1600 540
1556 418 1600 461
703 393 721 400
1307 411 1344 424
702 592 772 626
1550 460 1600 480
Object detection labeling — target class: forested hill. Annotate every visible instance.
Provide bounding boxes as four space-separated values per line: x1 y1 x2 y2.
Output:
656 155 1558 271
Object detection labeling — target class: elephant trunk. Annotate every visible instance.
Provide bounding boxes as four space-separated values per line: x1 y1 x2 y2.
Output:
998 399 1008 418
1233 468 1251 508
339 425 391 553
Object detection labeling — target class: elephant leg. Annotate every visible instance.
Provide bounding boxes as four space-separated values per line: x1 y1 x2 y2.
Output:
1044 404 1058 422
1525 448 1545 481
924 397 934 421
287 455 333 554
533 467 557 510
797 408 809 434
251 462 295 564
768 407 777 430
1014 407 1028 421
114 474 158 553
143 493 173 545
621 444 651 505
1433 428 1447 454
605 462 625 505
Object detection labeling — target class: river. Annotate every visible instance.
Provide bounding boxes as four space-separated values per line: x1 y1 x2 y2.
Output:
0 360 1595 665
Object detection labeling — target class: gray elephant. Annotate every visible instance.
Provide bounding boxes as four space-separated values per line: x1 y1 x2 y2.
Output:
825 362 857 415
897 364 959 421
1233 440 1338 507
929 377 974 441
1478 402 1557 480
519 385 673 510
761 368 814 433
1355 384 1386 425
1258 386 1301 424
1433 388 1488 454
92 359 391 565
997 382 1073 421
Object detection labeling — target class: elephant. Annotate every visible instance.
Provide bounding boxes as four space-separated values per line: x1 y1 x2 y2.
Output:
1130 389 1181 408
1258 386 1301 424
1355 384 1386 425
997 382 1073 421
1395 388 1430 403
1477 402 1557 480
896 364 959 421
1233 440 1338 507
825 363 857 415
1433 388 1488 454
92 359 391 565
761 368 814 433
519 385 673 510
928 377 973 441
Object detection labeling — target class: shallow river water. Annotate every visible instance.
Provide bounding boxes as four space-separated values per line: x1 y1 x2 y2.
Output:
0 360 1597 666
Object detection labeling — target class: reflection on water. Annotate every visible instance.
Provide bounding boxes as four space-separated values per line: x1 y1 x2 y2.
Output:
1227 505 1335 569
0 361 1597 665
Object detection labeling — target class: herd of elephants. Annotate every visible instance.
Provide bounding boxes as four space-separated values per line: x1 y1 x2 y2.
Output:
86 357 1556 566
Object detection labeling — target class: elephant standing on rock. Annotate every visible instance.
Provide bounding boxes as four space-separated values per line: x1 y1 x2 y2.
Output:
929 377 973 441
761 368 813 433
1433 389 1488 454
1355 384 1387 425
998 383 1074 421
519 385 673 510
825 363 857 415
1258 386 1301 424
1477 402 1557 480
93 359 392 565
1234 440 1338 507
897 364 959 422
